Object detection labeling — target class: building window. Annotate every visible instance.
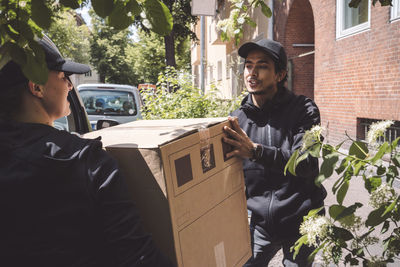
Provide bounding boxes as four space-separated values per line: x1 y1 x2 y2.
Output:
357 118 400 147
85 70 92 77
336 0 371 39
391 0 400 21
217 61 222 81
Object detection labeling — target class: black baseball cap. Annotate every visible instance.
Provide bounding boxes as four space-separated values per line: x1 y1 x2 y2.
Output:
238 39 287 70
0 34 90 87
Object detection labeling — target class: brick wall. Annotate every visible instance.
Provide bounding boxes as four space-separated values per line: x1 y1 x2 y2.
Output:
274 0 315 100
275 0 400 145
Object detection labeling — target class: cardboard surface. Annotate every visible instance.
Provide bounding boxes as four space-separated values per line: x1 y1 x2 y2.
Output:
84 118 251 266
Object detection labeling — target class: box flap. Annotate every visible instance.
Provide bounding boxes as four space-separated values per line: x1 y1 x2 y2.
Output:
83 118 227 149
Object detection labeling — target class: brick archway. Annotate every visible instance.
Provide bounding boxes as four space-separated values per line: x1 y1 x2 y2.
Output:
274 0 315 100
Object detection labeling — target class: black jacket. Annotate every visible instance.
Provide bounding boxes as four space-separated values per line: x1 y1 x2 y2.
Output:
0 121 173 267
232 88 326 239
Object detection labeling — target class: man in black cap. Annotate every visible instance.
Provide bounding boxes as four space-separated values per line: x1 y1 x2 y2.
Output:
223 39 326 266
0 35 173 267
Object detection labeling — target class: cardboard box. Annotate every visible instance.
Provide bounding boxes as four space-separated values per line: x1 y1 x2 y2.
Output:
84 118 251 267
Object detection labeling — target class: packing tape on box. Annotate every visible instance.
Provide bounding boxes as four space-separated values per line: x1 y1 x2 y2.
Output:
199 127 212 169
214 241 227 267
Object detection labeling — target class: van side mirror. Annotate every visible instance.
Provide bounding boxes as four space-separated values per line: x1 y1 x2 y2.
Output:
96 119 119 130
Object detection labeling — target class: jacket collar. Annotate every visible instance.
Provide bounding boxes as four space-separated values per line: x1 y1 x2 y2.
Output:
240 87 293 114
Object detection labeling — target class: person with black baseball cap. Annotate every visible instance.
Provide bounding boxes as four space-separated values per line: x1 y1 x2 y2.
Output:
223 39 326 266
0 35 173 266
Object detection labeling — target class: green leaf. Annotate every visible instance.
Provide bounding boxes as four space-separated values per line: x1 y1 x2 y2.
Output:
31 0 52 29
322 144 334 157
245 17 257 28
292 235 307 260
349 0 362 8
393 153 400 168
108 1 134 30
353 160 365 176
377 165 386 175
60 0 81 9
349 141 368 159
259 1 272 17
21 50 48 85
329 204 345 220
9 20 34 41
370 142 389 164
303 207 324 220
335 140 346 150
284 149 299 176
366 206 390 227
309 143 321 158
144 0 173 36
316 152 339 186
337 179 349 205
127 0 141 16
336 157 349 175
332 226 354 241
383 196 399 216
92 0 115 18
336 202 363 221
9 43 27 66
364 177 382 194
391 136 400 150
332 176 344 194
381 220 390 234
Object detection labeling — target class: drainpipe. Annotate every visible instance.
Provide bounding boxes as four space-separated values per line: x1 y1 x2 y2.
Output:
200 16 205 93
268 0 274 40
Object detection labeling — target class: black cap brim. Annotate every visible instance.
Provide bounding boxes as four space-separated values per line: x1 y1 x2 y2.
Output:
56 60 91 75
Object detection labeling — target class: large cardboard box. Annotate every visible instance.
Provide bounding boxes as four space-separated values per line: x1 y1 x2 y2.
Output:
84 118 251 267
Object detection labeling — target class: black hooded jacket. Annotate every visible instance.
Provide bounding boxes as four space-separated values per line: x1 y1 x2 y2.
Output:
231 88 326 239
0 121 173 267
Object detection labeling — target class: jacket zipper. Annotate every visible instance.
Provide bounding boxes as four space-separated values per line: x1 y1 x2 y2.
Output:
266 119 274 233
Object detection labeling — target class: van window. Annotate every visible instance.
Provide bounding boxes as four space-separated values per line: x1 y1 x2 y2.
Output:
79 90 137 116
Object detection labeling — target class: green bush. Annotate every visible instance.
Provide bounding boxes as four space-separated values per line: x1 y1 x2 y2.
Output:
140 66 245 119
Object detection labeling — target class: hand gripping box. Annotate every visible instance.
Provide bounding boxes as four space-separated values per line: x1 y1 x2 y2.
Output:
84 118 251 267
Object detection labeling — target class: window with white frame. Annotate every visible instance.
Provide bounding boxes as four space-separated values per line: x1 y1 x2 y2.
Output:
336 0 371 38
391 0 400 21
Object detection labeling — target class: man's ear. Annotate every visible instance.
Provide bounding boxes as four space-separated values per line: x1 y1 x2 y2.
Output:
276 70 287 82
28 81 44 98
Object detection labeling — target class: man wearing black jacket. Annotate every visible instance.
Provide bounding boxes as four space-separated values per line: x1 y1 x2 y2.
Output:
0 35 173 267
223 39 326 267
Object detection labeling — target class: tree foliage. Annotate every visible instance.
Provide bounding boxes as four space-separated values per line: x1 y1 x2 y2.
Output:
0 0 173 85
134 0 197 67
89 9 137 85
45 10 91 64
140 66 245 119
126 29 190 84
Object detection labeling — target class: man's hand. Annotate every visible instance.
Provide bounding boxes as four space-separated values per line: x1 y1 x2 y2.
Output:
223 116 256 159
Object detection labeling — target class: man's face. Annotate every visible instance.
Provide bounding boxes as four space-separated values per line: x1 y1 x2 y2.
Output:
41 71 73 122
244 49 282 97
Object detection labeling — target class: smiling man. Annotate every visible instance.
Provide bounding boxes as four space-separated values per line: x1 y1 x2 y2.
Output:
223 39 326 267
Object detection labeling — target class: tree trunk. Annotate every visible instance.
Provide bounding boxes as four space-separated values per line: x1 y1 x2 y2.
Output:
164 30 176 67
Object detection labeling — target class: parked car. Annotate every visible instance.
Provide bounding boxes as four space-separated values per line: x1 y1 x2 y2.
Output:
77 84 143 130
54 85 92 134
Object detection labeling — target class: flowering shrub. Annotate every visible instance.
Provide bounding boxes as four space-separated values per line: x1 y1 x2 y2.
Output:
285 121 400 266
140 66 245 119
216 0 272 45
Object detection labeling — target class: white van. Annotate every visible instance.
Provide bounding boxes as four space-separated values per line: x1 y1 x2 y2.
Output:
77 84 143 130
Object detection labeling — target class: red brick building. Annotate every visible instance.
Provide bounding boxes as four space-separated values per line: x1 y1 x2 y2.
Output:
274 0 400 145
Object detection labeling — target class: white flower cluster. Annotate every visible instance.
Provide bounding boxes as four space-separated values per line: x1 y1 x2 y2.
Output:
299 215 332 247
369 184 397 209
366 120 394 146
301 125 323 152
